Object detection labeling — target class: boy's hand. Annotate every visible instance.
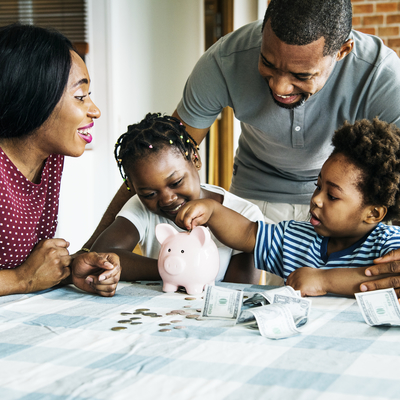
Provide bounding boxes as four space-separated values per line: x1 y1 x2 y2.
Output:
286 267 327 297
175 199 216 231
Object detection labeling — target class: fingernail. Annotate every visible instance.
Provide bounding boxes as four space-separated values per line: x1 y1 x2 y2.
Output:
365 270 371 276
104 262 113 268
360 284 368 292
85 277 93 284
99 275 106 282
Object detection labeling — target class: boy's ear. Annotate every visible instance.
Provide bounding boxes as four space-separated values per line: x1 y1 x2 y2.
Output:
365 206 387 224
191 150 202 170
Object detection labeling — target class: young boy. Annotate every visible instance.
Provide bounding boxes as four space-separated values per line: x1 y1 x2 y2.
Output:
176 118 400 296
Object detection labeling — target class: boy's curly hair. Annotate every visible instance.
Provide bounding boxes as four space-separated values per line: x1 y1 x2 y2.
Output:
331 118 400 222
114 113 199 189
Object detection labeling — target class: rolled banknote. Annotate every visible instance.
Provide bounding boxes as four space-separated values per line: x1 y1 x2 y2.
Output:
355 288 400 326
199 284 244 324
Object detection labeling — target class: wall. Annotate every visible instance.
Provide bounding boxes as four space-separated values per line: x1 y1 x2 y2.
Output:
56 0 204 252
352 0 400 56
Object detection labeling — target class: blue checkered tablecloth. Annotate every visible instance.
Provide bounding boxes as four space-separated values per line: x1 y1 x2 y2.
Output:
0 281 399 400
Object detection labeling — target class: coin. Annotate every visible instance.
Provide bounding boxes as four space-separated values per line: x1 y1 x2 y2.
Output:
170 320 182 323
111 327 127 331
183 305 191 308
159 323 171 326
151 315 163 318
130 317 141 320
130 321 143 325
133 311 143 315
185 297 196 300
159 329 172 332
174 326 186 329
117 320 132 324
171 310 186 315
196 309 202 313
142 312 158 316
136 308 150 312
121 312 132 316
186 314 199 319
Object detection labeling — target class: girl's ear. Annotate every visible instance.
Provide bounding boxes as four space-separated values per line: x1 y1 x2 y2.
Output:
191 150 202 171
365 205 387 224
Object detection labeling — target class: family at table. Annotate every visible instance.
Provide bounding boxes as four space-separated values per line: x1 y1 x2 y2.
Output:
1 0 400 301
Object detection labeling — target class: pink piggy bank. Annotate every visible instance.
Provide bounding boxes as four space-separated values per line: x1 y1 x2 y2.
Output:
155 223 220 295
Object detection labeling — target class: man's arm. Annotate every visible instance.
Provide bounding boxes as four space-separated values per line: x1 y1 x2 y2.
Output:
172 109 210 146
82 183 134 249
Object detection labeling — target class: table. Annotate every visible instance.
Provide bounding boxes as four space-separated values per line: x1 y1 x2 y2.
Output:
0 281 399 400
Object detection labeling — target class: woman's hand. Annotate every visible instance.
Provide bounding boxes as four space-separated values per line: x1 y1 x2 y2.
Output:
286 267 327 297
71 252 121 297
15 238 71 293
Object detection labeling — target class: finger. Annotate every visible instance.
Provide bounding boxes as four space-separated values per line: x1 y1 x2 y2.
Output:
91 283 118 297
360 276 400 292
373 249 400 264
365 261 400 276
46 238 71 248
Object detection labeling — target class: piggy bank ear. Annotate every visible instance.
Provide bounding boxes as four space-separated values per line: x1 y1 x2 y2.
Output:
190 226 212 247
155 223 178 244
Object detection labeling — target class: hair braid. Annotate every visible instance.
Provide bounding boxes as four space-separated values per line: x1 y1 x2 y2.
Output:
114 113 199 189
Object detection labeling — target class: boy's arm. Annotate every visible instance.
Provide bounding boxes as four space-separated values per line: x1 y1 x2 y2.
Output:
176 199 258 253
287 266 395 297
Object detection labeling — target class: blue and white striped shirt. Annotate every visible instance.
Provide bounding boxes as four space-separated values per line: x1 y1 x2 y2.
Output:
254 221 400 281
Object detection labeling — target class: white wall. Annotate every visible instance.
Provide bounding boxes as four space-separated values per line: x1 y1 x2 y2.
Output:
57 0 204 252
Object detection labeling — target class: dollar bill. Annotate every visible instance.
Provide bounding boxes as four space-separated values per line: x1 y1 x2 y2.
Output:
355 288 400 326
273 294 311 328
199 285 244 324
243 285 300 307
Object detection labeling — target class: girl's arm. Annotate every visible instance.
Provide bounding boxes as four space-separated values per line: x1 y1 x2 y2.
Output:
286 266 395 297
91 216 160 281
223 252 261 284
176 199 258 253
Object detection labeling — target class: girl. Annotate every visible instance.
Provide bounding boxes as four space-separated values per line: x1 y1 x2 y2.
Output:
176 118 400 297
0 24 120 296
91 113 264 284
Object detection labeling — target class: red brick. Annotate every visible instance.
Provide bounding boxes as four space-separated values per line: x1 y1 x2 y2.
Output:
353 4 374 14
388 38 400 47
357 27 376 35
352 16 362 26
376 2 398 13
379 26 400 36
387 14 400 24
363 15 384 25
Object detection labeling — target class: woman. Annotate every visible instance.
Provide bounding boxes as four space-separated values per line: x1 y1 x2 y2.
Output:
0 23 120 296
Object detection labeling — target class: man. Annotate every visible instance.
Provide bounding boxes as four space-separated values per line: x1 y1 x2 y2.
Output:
88 0 400 293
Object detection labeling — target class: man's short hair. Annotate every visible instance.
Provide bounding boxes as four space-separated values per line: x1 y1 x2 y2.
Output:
262 0 352 56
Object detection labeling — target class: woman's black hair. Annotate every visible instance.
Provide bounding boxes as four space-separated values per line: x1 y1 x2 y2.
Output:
0 23 76 139
114 113 199 190
331 118 400 222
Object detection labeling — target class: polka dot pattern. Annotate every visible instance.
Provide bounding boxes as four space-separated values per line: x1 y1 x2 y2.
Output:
0 150 64 269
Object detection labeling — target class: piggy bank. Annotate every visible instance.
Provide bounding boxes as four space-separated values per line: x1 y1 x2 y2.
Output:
155 224 220 295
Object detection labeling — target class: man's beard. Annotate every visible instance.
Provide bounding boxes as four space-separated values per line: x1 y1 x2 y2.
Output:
269 87 308 110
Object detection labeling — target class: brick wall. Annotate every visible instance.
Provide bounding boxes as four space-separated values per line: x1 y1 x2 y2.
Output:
352 0 400 56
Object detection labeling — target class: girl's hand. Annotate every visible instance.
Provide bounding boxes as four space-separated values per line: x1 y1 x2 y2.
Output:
175 199 216 231
71 252 121 297
286 267 327 297
15 238 71 293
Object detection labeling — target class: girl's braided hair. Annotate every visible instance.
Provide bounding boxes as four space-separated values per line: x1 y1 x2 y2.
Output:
114 113 199 189
331 118 400 222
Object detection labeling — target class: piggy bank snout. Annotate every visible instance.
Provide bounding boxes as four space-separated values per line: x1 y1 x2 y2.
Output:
163 255 186 275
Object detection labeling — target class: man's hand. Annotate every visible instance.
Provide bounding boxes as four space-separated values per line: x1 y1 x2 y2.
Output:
360 250 400 297
71 252 121 297
286 267 327 297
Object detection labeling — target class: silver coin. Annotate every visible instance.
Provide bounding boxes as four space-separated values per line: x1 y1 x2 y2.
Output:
174 326 186 329
142 312 158 316
130 317 141 320
130 321 143 325
121 312 132 316
183 305 191 308
111 326 127 331
159 329 172 332
185 297 196 301
117 320 131 324
196 309 202 313
159 323 171 326
170 320 182 323
136 308 150 312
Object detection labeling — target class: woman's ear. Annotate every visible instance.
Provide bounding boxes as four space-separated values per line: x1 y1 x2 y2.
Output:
191 150 202 171
365 205 387 224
